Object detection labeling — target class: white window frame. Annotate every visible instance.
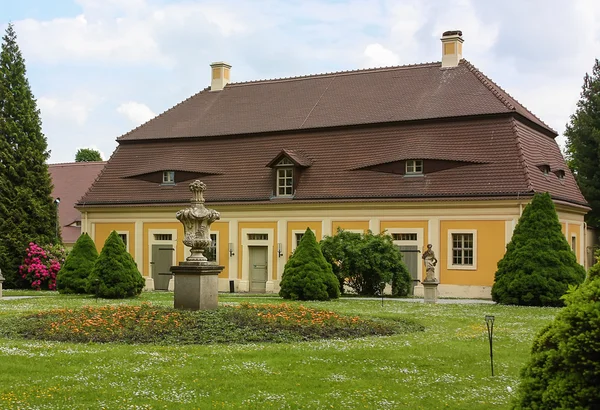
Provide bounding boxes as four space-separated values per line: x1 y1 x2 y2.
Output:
447 229 477 270
116 231 130 253
276 167 293 196
571 234 577 253
206 232 219 263
162 171 175 185
405 160 423 175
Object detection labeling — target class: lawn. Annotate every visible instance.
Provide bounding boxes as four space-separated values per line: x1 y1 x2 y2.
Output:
0 291 556 410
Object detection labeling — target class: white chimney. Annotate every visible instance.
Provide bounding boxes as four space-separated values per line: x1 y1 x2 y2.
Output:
210 62 231 91
441 30 463 68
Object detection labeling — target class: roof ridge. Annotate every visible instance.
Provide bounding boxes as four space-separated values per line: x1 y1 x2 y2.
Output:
227 61 441 87
461 60 556 133
49 161 107 166
510 117 534 192
116 87 212 141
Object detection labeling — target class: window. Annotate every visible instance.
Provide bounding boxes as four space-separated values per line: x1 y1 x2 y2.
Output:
405 160 423 175
571 236 577 252
154 234 173 241
248 233 269 241
277 168 293 196
539 165 550 176
452 233 473 266
205 233 217 262
295 233 304 247
392 233 418 241
555 170 565 180
118 233 127 249
162 171 175 184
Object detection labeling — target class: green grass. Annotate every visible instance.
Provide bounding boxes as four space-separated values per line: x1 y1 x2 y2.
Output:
0 292 556 409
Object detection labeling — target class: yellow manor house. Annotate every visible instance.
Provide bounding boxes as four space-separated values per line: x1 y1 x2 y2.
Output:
78 31 589 299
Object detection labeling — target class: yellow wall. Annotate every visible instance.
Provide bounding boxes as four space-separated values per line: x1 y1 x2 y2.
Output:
440 220 505 286
238 221 278 280
568 223 581 263
561 222 566 235
94 223 135 255
332 220 370 233
287 221 322 246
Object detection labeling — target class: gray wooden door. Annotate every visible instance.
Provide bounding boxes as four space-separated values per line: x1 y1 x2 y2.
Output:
152 244 174 291
249 246 268 293
398 245 419 281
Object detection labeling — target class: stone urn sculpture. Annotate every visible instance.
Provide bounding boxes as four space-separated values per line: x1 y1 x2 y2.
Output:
171 181 224 310
176 180 221 263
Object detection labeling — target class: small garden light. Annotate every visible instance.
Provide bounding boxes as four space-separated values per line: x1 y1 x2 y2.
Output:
485 315 495 376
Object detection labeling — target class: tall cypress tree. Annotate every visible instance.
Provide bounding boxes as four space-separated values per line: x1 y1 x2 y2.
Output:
0 23 58 288
565 59 600 227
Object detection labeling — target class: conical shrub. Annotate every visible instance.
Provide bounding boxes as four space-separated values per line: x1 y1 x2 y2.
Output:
86 230 145 298
279 228 340 301
512 254 600 409
56 233 98 294
492 192 586 306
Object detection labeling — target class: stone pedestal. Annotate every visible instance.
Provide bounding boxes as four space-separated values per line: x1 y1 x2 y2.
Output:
171 262 224 310
422 281 439 304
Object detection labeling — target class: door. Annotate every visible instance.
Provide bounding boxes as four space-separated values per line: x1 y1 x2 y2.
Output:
152 244 174 291
249 246 268 293
398 245 420 294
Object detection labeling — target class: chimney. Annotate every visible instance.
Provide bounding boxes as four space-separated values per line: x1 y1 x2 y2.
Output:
441 30 463 68
210 61 231 91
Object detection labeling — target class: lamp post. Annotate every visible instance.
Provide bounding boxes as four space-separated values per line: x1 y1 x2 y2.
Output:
53 198 60 243
485 315 495 376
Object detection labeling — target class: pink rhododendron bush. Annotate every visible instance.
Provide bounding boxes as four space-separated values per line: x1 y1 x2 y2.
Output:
19 243 66 290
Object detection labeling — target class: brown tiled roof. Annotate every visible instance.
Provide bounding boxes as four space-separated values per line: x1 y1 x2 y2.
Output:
117 60 555 142
49 162 106 243
79 117 585 208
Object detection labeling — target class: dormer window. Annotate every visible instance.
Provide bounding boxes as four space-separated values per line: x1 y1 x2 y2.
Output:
554 170 565 180
539 165 551 176
405 160 423 175
276 159 293 196
162 171 175 185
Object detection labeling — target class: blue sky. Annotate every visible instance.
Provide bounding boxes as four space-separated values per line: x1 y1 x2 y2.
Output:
1 0 599 163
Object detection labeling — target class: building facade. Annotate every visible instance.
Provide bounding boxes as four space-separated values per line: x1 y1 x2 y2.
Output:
77 31 589 298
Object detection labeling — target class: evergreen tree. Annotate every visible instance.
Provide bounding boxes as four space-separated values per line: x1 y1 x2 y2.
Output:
565 59 600 227
279 228 340 301
492 193 586 306
86 231 145 298
56 233 98 294
75 148 102 162
0 23 58 288
512 253 600 409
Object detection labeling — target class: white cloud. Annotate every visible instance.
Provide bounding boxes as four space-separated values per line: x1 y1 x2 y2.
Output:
363 43 400 67
117 101 155 125
38 92 101 126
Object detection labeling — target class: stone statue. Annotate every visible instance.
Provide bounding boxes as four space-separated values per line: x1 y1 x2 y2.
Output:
175 180 220 263
422 244 438 282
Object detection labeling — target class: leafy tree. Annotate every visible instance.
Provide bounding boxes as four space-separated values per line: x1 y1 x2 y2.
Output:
0 23 58 288
565 59 600 228
56 233 98 294
279 228 340 301
320 229 411 297
86 231 145 298
492 193 586 306
75 148 102 162
512 252 600 409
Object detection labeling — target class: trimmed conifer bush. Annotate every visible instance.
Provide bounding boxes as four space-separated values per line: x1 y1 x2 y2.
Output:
279 228 340 301
512 253 600 409
86 231 145 299
56 233 98 294
492 193 586 306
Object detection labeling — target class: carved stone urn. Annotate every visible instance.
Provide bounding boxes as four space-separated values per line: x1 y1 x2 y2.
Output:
176 180 220 263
